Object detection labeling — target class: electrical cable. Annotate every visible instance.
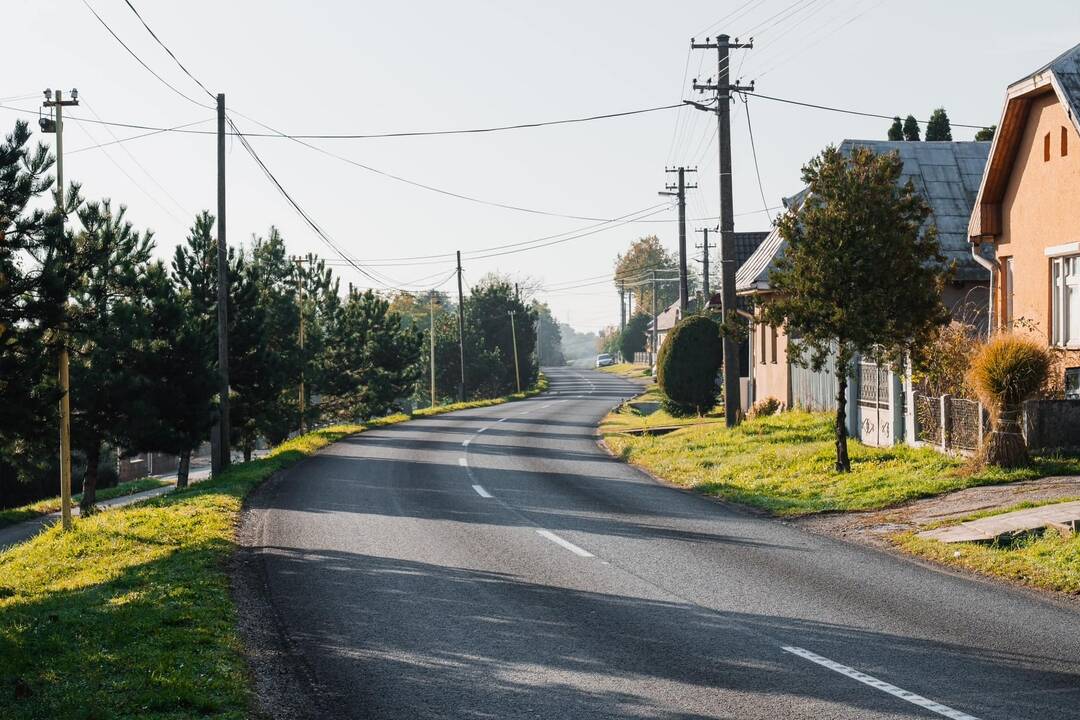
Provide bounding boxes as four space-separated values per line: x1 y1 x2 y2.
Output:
738 90 988 129
741 95 773 222
67 117 215 154
80 0 213 109
121 0 217 101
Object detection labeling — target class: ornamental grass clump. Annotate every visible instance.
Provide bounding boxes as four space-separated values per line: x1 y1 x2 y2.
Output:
966 334 1051 468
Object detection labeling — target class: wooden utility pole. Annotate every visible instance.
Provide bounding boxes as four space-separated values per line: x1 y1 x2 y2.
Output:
619 280 626 333
42 88 78 531
213 93 232 471
292 256 307 432
690 34 754 427
456 250 466 402
429 290 437 408
650 270 658 366
659 167 698 311
695 227 716 299
508 310 521 393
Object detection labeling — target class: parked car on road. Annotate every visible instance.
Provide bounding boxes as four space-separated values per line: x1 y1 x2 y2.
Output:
595 353 615 368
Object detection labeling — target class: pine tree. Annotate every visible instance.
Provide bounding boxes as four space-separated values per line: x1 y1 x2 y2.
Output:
925 107 953 141
887 116 904 141
762 146 949 472
902 115 921 141
322 289 423 418
68 200 154 511
126 261 217 488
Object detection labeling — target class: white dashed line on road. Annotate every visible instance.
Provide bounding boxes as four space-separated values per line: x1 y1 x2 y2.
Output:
472 485 492 498
781 646 981 720
536 530 593 558
457 458 468 467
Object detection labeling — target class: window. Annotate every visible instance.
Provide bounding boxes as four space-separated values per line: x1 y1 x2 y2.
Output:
770 325 778 364
1045 132 1052 162
1063 126 1070 157
1002 257 1014 325
1051 255 1080 347
1066 367 1080 400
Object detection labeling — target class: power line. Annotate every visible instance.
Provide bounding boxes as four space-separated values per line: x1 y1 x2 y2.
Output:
68 117 214 154
733 91 990 129
121 0 217 101
741 95 773 223
80 0 212 109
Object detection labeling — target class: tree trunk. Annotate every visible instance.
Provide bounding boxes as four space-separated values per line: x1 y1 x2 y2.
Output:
176 449 191 490
80 440 102 514
243 445 252 463
834 370 852 473
982 404 1028 468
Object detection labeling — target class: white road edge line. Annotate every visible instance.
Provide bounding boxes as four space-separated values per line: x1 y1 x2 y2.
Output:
472 484 492 498
457 458 468 467
477 427 487 433
781 646 981 720
536 530 593 558
461 438 471 447
497 417 508 423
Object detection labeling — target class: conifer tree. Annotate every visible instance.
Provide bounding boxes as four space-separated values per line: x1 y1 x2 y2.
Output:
762 146 949 472
903 115 921 141
925 107 953 141
887 116 903 141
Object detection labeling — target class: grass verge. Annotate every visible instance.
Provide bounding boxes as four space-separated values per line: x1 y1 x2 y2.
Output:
598 362 652 379
0 377 546 719
0 477 171 530
895 530 1080 595
600 385 725 434
602 405 1080 517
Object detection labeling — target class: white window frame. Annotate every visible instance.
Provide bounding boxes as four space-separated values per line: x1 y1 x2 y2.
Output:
1050 252 1080 348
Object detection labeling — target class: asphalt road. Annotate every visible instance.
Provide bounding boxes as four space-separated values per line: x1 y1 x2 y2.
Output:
240 367 1080 720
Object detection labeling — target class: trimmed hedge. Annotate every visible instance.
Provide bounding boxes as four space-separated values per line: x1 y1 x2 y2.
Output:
657 314 722 416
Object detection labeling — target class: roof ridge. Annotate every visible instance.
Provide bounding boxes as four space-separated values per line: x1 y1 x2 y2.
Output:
1019 40 1080 84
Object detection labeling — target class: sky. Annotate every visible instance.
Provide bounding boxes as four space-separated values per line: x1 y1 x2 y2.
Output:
4 0 1079 332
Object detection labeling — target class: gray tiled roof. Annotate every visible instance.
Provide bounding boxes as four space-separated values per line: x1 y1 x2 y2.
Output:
1029 41 1080 136
736 140 991 292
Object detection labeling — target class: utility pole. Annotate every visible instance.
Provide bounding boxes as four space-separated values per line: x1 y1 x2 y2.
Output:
695 226 717 299
292 256 307 432
213 93 232 471
619 280 626 333
429 290 437 408
536 311 543 368
659 167 698 311
41 88 78 531
690 34 754 427
456 250 466 402
650 270 658 366
508 310 521 393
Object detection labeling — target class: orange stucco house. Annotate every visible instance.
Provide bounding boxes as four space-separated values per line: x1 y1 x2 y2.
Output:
969 43 1080 399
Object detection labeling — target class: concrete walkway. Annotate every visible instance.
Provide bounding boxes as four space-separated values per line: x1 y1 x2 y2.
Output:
918 499 1080 543
0 464 211 551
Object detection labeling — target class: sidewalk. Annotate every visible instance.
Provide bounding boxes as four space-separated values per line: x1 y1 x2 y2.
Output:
0 460 213 551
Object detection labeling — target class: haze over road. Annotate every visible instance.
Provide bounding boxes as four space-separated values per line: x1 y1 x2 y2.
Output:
241 367 1080 719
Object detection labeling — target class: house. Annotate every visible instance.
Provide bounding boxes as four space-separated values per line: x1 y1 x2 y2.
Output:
704 231 770 410
649 300 683 358
736 139 991 444
968 42 1080 400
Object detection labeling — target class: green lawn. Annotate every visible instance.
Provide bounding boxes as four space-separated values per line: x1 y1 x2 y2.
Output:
894 498 1080 595
600 387 725 433
897 529 1080 595
602 407 1080 517
0 476 171 530
0 377 547 719
597 362 652 379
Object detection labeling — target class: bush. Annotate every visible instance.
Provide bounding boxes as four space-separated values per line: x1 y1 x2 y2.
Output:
619 313 651 363
657 315 722 416
967 334 1052 468
749 397 782 419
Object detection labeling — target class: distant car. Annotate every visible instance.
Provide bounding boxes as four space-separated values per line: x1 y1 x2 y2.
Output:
596 353 615 368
